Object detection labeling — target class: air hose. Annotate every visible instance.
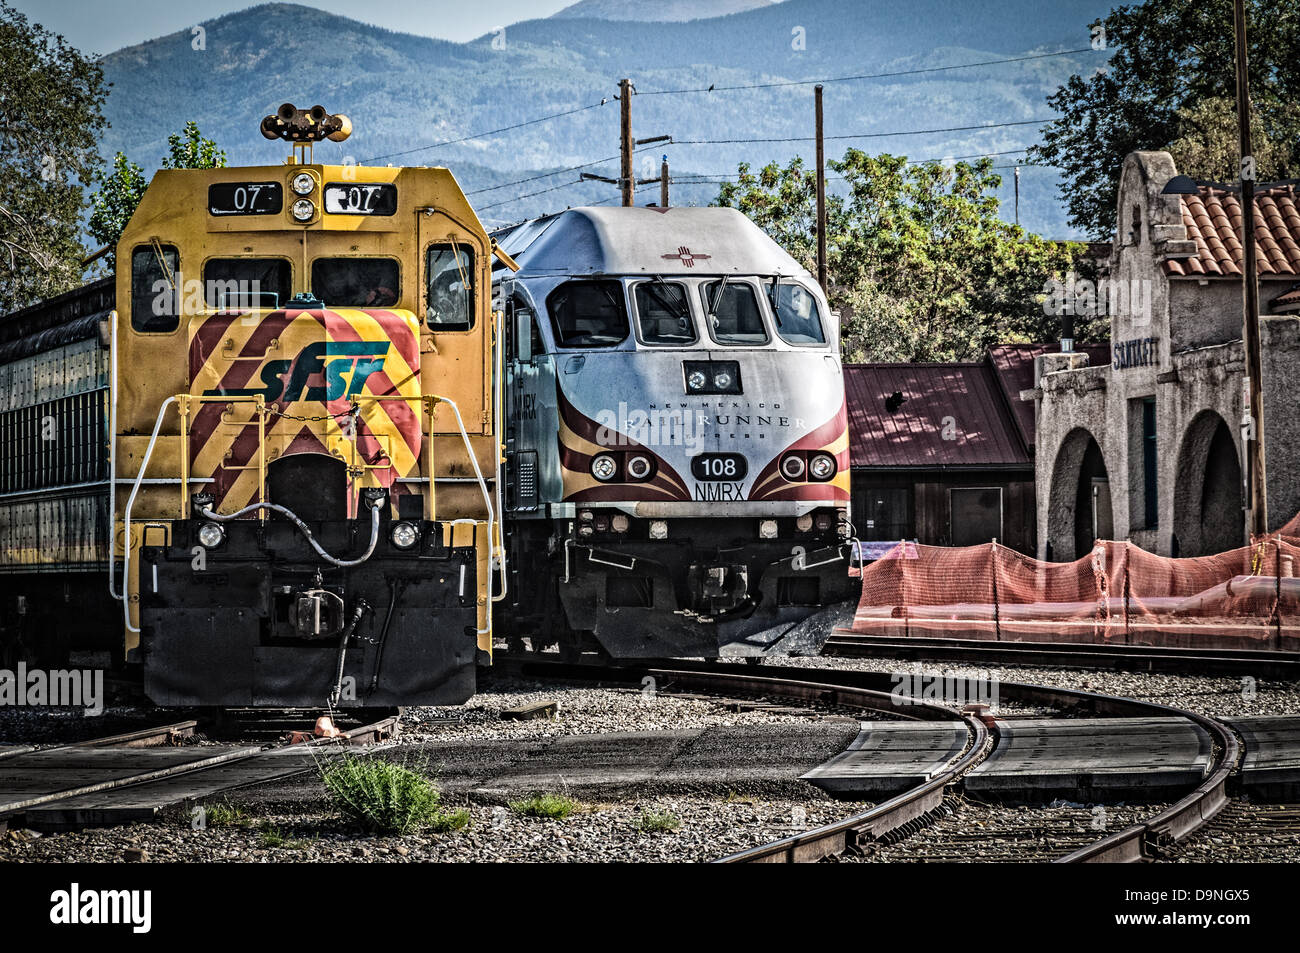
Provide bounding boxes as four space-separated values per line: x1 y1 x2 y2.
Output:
199 496 384 568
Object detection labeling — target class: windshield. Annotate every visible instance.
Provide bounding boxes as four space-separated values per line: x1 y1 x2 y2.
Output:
702 280 768 346
634 281 696 346
311 257 399 307
203 258 290 310
426 244 474 330
546 280 629 348
772 281 826 345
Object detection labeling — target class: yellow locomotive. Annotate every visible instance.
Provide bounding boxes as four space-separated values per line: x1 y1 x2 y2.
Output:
0 104 512 707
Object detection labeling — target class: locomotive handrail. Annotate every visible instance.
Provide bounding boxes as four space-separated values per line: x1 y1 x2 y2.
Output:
428 392 504 637
120 395 179 634
175 394 268 520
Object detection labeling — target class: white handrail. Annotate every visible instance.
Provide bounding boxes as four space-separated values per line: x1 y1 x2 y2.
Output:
431 394 503 636
121 396 177 634
108 310 122 600
493 308 509 603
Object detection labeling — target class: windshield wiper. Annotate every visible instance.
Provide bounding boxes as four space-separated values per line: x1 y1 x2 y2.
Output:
706 276 730 326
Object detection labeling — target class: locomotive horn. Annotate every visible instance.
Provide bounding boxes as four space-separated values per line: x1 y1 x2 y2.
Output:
326 114 352 142
260 102 352 143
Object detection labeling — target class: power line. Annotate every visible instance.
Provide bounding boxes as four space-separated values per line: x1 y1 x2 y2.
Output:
467 155 620 196
674 118 1050 146
476 178 587 211
636 47 1096 96
361 99 612 164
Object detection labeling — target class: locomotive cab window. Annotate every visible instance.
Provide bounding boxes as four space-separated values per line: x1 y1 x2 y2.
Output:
310 257 399 308
634 280 697 347
130 244 180 333
702 280 768 346
203 258 291 310
546 279 629 348
426 244 475 331
772 281 826 345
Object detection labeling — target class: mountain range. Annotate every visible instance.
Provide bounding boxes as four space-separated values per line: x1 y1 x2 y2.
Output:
93 0 1117 235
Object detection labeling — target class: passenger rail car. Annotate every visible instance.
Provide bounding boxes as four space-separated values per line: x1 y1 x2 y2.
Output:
494 206 855 658
0 105 509 706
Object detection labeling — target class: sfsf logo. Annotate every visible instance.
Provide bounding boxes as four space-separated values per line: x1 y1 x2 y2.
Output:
208 340 391 402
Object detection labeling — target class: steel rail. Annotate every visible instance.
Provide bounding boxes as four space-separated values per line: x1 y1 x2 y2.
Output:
496 655 1239 863
0 711 399 823
824 632 1300 679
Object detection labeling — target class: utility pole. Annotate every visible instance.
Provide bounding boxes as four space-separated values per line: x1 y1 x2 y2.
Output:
1014 165 1021 227
1235 0 1268 537
579 79 672 206
815 84 827 293
619 77 634 206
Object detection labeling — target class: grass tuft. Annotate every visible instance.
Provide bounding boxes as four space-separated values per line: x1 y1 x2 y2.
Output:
205 800 250 828
320 754 446 835
508 793 579 820
636 810 682 833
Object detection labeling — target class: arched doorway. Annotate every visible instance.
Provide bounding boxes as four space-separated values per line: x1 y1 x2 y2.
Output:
1173 411 1243 556
1047 428 1112 561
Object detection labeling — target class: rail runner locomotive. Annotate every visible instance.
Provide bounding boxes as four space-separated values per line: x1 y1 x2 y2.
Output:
493 206 855 658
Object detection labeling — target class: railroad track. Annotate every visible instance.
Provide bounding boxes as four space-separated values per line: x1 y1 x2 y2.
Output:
0 709 399 831
824 632 1300 679
495 655 1242 863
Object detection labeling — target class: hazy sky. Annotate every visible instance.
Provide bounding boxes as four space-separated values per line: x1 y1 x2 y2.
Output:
10 0 574 55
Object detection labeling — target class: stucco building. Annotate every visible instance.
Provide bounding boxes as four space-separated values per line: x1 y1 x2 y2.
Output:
1029 151 1300 561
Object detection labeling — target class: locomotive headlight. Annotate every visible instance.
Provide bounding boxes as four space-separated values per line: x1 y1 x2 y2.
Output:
390 521 419 549
197 522 225 549
291 198 316 221
758 519 778 539
626 454 653 481
291 172 316 195
649 520 669 540
808 453 837 481
687 370 708 392
712 370 733 390
780 454 806 481
590 454 618 482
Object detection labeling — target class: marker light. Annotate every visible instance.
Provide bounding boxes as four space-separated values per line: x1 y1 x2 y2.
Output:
758 519 779 539
390 521 419 549
808 453 837 481
626 455 653 481
591 455 618 482
649 520 669 540
780 454 806 481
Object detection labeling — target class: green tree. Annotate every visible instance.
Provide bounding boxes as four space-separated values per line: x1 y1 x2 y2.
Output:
1030 0 1300 239
0 1 108 312
716 151 1081 363
89 121 226 266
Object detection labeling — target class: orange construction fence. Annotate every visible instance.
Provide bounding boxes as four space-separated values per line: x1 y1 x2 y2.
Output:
851 530 1300 652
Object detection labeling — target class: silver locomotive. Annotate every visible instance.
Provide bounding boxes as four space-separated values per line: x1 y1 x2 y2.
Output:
494 206 854 658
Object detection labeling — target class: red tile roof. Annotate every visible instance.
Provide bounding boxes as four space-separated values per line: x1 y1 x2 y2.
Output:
1166 183 1300 277
985 343 1110 451
844 362 1030 469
